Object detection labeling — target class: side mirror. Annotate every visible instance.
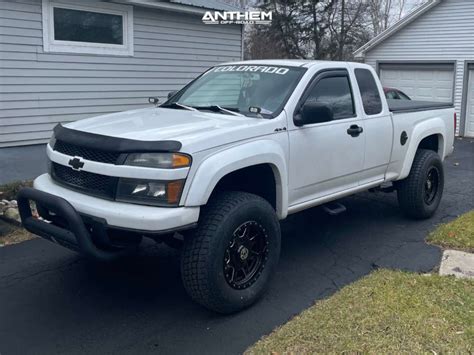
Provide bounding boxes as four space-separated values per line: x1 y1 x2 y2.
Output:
294 102 333 127
168 90 178 99
148 97 159 106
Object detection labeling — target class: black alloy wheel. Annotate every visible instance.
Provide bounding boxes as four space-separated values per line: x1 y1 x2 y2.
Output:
224 221 269 290
424 166 440 205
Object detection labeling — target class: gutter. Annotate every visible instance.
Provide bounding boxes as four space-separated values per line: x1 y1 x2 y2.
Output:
114 0 209 15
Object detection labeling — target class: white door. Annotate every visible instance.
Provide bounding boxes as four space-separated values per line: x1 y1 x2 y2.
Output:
465 69 474 137
380 66 454 103
353 67 393 185
288 70 365 207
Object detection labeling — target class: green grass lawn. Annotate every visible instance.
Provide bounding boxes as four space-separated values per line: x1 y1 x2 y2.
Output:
247 270 474 354
427 211 474 252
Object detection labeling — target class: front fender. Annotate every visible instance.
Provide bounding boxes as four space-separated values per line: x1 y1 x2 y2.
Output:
399 118 446 180
184 140 288 219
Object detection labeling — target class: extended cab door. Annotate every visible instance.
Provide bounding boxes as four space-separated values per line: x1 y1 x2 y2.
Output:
288 69 365 207
352 67 393 185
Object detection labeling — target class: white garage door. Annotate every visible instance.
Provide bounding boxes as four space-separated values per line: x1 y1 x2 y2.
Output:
465 69 474 137
380 64 454 103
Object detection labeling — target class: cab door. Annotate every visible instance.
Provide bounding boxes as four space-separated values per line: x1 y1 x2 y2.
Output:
288 69 366 207
353 67 393 185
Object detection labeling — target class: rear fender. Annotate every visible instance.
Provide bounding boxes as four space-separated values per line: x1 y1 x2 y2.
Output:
399 118 446 180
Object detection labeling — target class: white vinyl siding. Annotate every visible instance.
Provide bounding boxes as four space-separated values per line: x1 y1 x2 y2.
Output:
0 0 242 147
363 0 474 136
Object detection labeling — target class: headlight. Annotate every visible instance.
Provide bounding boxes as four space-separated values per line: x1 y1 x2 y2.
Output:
116 178 185 206
124 153 191 169
49 133 57 149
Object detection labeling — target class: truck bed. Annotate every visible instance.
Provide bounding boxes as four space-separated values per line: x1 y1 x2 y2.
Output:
387 99 453 113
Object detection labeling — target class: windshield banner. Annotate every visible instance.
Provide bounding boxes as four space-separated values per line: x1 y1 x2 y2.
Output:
213 65 289 75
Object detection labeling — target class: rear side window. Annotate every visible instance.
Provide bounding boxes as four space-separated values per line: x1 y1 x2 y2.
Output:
355 69 382 115
385 90 399 100
304 75 355 120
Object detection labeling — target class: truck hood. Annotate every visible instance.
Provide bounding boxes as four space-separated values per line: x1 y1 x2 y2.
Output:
64 107 280 153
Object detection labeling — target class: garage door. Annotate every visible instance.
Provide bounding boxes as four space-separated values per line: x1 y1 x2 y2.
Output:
379 63 454 103
465 69 474 137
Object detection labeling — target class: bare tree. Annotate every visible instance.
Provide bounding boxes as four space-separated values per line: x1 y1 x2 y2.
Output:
366 0 426 36
327 0 368 60
244 0 425 60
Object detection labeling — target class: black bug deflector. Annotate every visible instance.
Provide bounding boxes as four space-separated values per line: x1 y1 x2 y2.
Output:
17 187 128 261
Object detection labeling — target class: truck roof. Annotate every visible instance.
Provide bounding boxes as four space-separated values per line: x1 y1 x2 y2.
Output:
219 59 364 68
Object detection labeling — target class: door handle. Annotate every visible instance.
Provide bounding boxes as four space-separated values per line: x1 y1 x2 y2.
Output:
347 124 363 137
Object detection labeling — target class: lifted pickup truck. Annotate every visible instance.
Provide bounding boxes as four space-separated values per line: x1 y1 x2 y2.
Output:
19 60 455 313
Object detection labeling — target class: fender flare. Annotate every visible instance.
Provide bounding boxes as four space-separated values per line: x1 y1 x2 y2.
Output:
184 140 288 219
399 118 446 180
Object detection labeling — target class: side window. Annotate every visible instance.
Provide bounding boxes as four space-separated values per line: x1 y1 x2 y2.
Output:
355 69 382 115
386 90 400 100
304 75 355 120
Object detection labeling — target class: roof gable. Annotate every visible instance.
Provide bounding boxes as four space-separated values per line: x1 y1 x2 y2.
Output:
354 0 442 58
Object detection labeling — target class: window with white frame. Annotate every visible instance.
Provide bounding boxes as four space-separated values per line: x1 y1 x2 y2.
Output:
42 0 133 56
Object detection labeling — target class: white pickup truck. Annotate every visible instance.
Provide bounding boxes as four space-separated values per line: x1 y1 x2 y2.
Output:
19 60 455 313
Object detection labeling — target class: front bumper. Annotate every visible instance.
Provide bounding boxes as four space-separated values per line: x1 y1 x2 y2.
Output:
33 174 200 231
18 187 120 260
17 175 200 259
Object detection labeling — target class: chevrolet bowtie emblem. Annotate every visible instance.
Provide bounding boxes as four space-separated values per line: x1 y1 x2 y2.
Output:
68 157 85 171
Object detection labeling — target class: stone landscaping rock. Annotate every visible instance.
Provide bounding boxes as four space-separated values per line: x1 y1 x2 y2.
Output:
439 249 474 279
4 207 20 223
0 200 21 222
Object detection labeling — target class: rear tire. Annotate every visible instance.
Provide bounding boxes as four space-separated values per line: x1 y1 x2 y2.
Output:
181 191 281 313
397 149 444 219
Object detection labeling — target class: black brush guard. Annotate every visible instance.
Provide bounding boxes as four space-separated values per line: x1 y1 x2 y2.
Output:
17 187 130 261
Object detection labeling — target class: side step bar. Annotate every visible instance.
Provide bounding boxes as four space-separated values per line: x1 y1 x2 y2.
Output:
322 202 346 216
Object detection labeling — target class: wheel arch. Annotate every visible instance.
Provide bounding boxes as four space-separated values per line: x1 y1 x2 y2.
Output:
184 140 288 219
399 119 446 180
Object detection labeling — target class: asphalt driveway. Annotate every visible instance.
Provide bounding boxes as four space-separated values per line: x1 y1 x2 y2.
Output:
1 139 473 355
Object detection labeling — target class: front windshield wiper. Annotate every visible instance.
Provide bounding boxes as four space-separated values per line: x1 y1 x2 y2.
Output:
192 105 244 117
160 102 197 111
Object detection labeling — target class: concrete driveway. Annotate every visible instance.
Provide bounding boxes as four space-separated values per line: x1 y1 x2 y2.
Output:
0 139 473 355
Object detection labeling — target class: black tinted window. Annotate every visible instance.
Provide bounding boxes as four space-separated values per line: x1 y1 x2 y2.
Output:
54 8 123 45
305 76 355 120
385 90 399 100
355 69 382 115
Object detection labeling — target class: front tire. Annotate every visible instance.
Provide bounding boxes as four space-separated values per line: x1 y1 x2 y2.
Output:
181 191 281 313
397 149 444 219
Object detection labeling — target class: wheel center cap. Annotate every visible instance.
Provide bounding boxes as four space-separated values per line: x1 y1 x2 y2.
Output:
239 246 249 260
426 180 432 190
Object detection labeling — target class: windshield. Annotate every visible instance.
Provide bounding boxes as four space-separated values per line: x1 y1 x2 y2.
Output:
164 65 306 117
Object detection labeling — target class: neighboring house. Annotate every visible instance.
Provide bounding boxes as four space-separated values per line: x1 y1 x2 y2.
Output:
354 0 474 137
0 0 243 148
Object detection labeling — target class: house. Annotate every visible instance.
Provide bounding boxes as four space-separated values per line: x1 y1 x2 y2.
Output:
354 0 474 138
0 0 243 148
